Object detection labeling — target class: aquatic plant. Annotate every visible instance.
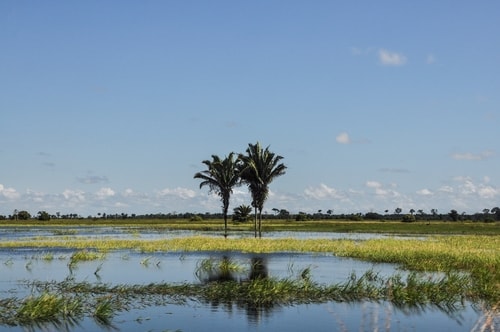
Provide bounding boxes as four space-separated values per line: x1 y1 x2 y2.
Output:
14 293 83 324
93 296 115 325
69 250 106 265
2 268 497 328
195 256 247 282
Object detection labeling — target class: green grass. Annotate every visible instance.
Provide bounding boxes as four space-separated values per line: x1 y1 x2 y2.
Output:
1 234 498 303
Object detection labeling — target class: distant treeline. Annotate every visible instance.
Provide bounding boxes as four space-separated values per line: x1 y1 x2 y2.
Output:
1 207 499 223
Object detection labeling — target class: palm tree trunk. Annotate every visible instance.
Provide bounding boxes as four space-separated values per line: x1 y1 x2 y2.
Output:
223 214 228 238
254 207 257 238
258 209 262 238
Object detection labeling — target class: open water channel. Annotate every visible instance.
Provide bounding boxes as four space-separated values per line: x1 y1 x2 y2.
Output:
0 226 497 331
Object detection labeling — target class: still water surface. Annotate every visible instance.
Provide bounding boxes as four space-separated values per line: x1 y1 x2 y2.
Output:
0 228 497 331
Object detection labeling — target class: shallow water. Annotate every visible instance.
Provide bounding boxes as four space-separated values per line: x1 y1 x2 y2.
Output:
0 228 497 331
0 226 425 241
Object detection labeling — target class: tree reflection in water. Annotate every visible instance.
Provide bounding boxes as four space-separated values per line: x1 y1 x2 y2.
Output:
197 255 275 323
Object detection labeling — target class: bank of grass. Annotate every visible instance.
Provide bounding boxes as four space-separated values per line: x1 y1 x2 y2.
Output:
1 218 499 235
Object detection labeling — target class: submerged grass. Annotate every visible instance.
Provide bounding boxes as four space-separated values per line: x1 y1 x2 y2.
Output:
69 250 106 264
12 293 83 325
1 268 480 327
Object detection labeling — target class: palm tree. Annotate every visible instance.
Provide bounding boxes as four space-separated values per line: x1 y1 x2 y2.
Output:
233 204 253 222
194 153 240 238
238 142 286 238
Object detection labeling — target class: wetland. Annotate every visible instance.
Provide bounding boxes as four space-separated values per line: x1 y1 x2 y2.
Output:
0 220 498 331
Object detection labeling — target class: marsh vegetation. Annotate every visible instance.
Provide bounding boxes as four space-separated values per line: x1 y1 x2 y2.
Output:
0 222 498 331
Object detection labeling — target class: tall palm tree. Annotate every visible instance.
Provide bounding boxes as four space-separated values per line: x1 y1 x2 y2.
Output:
238 142 286 238
194 153 240 238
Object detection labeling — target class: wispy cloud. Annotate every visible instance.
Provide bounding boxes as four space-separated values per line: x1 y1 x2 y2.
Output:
378 49 407 66
0 184 20 200
304 183 344 200
426 54 436 64
336 132 351 144
158 187 196 199
451 150 494 160
336 132 370 144
416 189 433 196
77 175 109 184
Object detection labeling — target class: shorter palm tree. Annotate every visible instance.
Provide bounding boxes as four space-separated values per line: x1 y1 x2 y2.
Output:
232 204 253 222
194 153 240 238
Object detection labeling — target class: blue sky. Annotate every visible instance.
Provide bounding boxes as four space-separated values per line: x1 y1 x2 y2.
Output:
1 1 499 217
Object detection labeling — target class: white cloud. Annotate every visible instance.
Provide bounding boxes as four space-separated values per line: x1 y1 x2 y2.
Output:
365 181 401 198
379 49 407 66
62 189 86 202
426 54 436 64
438 186 454 193
0 184 20 199
96 187 115 199
416 189 433 196
336 132 351 144
304 183 343 200
452 150 494 160
478 186 497 199
158 187 196 199
123 188 134 196
365 181 382 189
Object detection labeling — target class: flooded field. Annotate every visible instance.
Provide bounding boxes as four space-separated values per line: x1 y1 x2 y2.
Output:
0 227 497 331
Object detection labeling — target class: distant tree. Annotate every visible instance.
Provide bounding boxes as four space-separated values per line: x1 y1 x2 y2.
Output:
409 209 415 215
278 209 290 219
194 153 240 238
395 207 402 215
492 207 500 221
365 212 382 220
233 204 252 222
449 209 459 222
295 212 310 221
238 142 286 238
37 211 50 221
402 214 416 222
17 210 31 220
